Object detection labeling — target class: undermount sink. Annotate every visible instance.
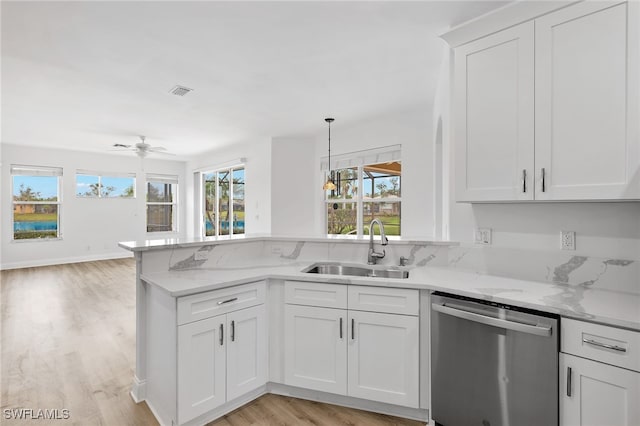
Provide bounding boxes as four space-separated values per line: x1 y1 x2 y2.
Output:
302 262 410 279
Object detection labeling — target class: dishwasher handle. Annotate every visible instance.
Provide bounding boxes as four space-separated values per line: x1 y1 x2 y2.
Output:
432 303 552 337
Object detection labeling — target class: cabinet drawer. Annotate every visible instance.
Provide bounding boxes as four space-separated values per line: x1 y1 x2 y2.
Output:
348 285 419 316
177 281 266 325
562 318 640 372
284 281 347 309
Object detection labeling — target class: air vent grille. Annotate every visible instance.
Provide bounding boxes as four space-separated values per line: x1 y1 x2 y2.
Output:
169 85 193 96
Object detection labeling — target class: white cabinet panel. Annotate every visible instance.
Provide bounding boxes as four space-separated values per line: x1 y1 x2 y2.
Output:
454 22 535 201
178 315 226 424
284 304 347 395
347 311 419 408
226 305 268 401
348 285 419 316
284 280 348 309
535 1 640 200
560 353 640 426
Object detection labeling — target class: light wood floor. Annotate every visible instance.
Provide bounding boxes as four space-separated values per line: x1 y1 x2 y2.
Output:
1 259 425 426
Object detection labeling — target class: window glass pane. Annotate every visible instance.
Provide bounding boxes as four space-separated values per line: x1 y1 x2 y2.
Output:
76 174 100 197
363 162 401 199
203 172 216 236
13 204 58 239
13 176 59 201
147 182 173 202
363 202 401 236
327 202 357 235
146 205 173 232
101 177 135 198
326 167 358 200
233 168 245 235
218 171 230 236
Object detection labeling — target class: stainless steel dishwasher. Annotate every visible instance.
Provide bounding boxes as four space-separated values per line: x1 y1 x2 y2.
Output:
431 292 559 426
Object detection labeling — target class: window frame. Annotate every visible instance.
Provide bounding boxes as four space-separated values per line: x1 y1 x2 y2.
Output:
11 164 63 242
200 165 245 237
75 170 136 198
145 174 179 234
325 162 401 237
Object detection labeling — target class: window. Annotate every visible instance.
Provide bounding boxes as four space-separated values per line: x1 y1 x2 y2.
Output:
323 146 401 236
146 174 178 233
76 171 135 198
11 164 62 240
202 167 245 236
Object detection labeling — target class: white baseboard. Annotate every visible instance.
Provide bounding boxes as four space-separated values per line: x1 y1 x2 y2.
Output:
1 251 133 270
130 375 147 404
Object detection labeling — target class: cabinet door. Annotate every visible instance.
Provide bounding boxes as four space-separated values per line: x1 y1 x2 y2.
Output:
177 315 226 424
535 1 640 200
347 311 419 408
454 21 535 201
284 305 347 395
560 353 640 426
226 305 268 401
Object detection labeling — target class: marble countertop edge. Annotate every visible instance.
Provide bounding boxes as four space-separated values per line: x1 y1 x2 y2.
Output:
140 264 640 332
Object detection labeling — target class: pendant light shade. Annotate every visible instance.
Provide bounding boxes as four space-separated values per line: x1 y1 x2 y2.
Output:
323 117 337 191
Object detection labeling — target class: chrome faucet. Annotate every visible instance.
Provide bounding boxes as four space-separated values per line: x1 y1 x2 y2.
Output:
367 218 388 265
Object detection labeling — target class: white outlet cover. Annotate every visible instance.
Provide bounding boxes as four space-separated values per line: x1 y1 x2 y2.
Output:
561 231 576 250
475 228 492 245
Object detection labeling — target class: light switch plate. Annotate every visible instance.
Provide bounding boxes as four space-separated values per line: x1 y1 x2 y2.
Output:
561 231 576 250
474 228 492 245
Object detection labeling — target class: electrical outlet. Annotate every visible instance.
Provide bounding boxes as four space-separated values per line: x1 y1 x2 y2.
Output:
194 250 209 261
561 231 576 250
474 228 492 245
271 246 282 255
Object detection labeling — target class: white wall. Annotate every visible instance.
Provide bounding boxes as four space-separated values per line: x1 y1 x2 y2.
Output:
1 144 187 269
304 107 436 238
271 136 317 236
185 138 272 237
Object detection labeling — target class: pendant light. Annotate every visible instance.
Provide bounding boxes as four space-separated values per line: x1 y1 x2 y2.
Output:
323 117 337 191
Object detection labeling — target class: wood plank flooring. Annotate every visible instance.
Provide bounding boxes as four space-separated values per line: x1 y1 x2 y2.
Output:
1 259 425 426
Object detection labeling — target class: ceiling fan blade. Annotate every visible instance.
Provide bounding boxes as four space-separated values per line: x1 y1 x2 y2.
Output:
113 143 132 148
148 146 168 152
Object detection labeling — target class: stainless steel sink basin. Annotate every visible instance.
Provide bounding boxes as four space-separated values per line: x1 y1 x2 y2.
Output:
302 262 409 279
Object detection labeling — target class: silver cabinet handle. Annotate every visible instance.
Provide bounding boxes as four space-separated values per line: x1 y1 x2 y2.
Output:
432 303 552 337
541 168 546 192
339 317 343 339
522 169 527 193
231 320 235 342
217 297 238 305
583 338 626 352
567 367 572 397
219 323 224 346
351 318 355 340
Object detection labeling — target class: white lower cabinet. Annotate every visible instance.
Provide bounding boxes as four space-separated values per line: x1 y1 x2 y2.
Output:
284 304 347 394
348 311 419 407
560 318 640 426
560 353 640 426
178 304 267 424
283 282 420 409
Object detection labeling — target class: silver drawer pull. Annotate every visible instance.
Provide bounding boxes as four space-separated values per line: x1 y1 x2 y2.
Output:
217 297 238 305
583 338 626 352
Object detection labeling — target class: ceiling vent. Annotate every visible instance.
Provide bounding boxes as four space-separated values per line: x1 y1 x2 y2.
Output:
169 85 193 96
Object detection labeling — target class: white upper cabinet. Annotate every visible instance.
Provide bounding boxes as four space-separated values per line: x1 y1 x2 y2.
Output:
454 22 535 202
452 0 639 202
535 1 639 200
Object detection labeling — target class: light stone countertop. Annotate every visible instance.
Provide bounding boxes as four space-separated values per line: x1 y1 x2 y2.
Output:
141 261 640 332
119 234 456 252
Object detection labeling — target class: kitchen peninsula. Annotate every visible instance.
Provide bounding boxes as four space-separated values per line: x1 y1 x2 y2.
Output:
120 235 640 426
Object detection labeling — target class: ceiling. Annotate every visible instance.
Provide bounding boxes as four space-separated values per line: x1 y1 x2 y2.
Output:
1 1 510 159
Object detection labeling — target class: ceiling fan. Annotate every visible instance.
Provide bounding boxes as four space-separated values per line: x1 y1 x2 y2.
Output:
112 136 173 158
